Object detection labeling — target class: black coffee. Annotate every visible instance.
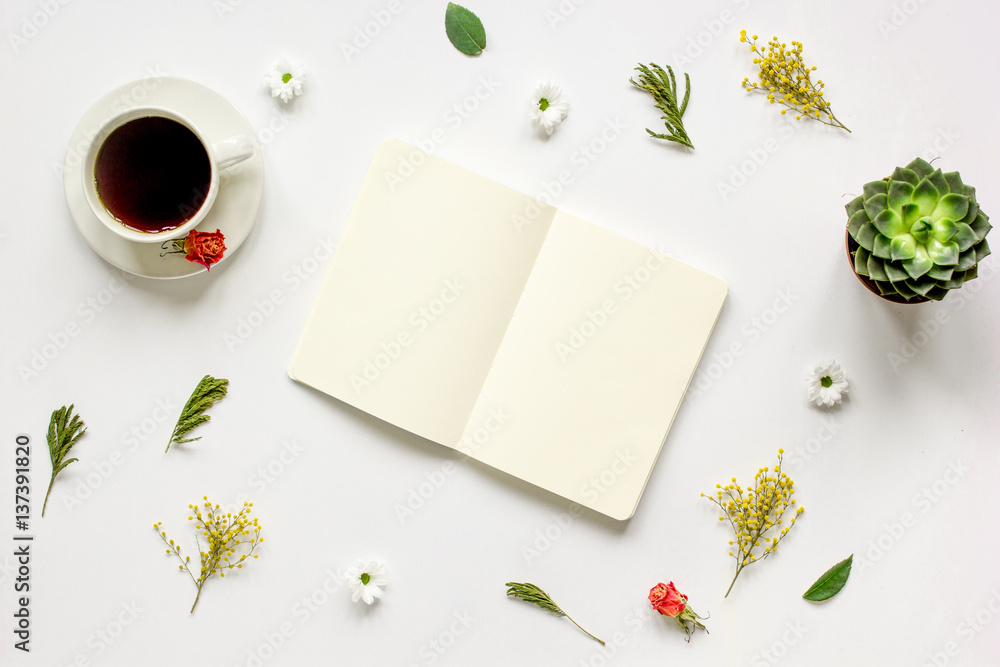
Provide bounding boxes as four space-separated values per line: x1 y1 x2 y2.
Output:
94 116 211 233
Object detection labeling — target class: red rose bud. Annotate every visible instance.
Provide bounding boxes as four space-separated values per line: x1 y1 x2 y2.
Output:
648 582 708 641
182 229 227 270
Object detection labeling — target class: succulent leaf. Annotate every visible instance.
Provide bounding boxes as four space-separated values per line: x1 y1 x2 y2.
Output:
867 255 889 281
905 277 937 296
951 223 977 252
890 235 917 261
925 239 959 266
911 178 939 216
854 246 870 276
857 222 878 251
927 170 949 196
971 212 991 240
902 246 933 279
891 167 919 186
905 157 934 179
901 203 922 228
846 195 866 218
873 233 892 259
926 264 954 281
883 260 909 282
873 209 905 237
933 193 970 223
932 218 958 243
863 180 889 199
956 249 978 271
943 172 964 194
888 181 915 213
864 193 888 220
975 239 991 261
848 210 868 239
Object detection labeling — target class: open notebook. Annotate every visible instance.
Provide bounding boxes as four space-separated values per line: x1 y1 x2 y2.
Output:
288 140 728 519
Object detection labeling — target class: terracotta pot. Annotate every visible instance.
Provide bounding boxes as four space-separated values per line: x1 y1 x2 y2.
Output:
845 228 930 304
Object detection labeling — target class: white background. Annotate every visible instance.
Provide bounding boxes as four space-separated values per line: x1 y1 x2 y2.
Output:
3 1 999 665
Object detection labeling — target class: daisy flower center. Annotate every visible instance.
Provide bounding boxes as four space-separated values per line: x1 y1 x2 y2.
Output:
820 375 833 388
281 73 293 84
538 97 550 111
360 572 371 585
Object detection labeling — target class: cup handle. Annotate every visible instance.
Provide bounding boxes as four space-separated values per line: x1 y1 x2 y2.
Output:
213 135 255 170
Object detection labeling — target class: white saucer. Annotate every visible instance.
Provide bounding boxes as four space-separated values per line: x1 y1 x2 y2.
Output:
63 76 264 279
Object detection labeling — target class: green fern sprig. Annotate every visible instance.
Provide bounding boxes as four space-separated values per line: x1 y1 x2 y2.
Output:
505 582 604 645
165 375 229 453
43 405 87 517
630 62 695 149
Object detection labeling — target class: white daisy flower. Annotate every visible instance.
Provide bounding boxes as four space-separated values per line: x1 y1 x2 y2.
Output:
530 80 569 136
264 57 306 103
345 560 388 604
806 360 849 407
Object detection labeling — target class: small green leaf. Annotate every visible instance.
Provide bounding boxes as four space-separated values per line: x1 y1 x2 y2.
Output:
803 555 852 601
445 3 486 56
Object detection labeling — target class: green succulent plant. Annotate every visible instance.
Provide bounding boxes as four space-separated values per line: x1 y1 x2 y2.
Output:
846 157 991 301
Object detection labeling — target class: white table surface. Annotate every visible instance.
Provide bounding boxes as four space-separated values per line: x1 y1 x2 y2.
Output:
3 1 999 665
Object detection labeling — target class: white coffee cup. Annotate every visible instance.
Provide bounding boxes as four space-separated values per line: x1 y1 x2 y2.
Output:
82 106 254 243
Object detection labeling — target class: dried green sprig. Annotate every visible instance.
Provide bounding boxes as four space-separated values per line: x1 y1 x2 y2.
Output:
505 582 604 645
42 405 87 517
629 63 694 149
702 449 803 597
165 375 229 453
155 497 263 613
739 30 851 133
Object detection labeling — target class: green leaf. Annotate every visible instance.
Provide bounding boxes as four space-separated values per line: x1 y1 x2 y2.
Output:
887 180 915 213
890 167 919 186
166 375 230 453
505 582 605 645
863 180 888 199
933 193 970 224
872 209 905 238
911 178 940 216
951 223 977 252
863 193 888 220
803 555 852 601
890 235 916 261
942 171 965 194
630 63 694 149
902 245 933 279
445 3 486 56
43 404 87 517
905 157 934 179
